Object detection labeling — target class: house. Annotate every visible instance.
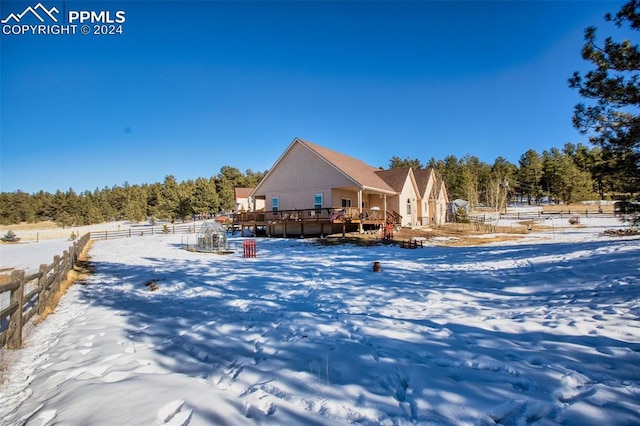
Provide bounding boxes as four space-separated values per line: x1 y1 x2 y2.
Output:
372 167 448 227
235 138 448 236
373 167 422 227
414 168 448 226
234 187 264 212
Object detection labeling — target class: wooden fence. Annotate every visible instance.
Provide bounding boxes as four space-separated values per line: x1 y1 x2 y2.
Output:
89 222 199 240
0 233 91 349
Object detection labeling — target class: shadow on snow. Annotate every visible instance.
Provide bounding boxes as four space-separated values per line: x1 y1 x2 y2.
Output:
78 237 640 425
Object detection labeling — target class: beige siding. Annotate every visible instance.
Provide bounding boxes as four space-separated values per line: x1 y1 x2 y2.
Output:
419 170 436 225
236 197 250 212
423 170 435 224
434 184 449 226
385 195 400 217
256 143 355 210
398 174 419 227
236 197 265 212
332 188 358 208
361 193 384 209
428 199 437 225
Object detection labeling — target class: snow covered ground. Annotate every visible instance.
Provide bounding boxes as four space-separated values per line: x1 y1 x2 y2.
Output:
1 217 639 425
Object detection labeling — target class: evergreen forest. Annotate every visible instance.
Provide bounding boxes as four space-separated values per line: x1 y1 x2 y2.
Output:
0 143 633 226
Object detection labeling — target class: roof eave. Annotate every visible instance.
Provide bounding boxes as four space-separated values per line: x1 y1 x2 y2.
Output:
361 186 398 196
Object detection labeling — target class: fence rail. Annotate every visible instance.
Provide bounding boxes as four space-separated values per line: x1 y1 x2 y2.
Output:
0 233 91 349
468 211 617 224
89 222 199 240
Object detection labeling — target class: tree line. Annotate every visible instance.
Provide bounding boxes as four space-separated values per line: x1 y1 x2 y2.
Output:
392 0 640 214
390 142 626 211
0 167 265 226
0 141 624 227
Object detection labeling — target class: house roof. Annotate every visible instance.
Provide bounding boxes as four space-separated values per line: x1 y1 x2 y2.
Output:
412 168 433 198
374 167 412 192
293 138 396 194
432 179 449 203
234 188 253 199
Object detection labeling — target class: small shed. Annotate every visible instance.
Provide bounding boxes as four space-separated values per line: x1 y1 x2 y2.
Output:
196 221 231 253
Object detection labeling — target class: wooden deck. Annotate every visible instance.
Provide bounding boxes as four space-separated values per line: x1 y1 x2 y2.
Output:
234 208 401 237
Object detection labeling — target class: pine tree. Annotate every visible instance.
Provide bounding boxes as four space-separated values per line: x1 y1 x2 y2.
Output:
158 175 181 222
217 166 246 211
389 156 423 169
569 0 640 195
518 150 543 204
192 177 220 217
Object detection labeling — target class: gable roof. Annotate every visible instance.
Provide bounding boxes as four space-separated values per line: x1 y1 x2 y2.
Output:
374 167 413 192
253 138 397 196
432 178 448 202
299 139 396 193
412 168 434 198
234 188 253 199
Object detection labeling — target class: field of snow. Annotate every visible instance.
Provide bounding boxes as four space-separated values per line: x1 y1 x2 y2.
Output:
1 217 639 425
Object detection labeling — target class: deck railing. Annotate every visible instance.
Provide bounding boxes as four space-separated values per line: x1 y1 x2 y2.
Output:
234 207 397 224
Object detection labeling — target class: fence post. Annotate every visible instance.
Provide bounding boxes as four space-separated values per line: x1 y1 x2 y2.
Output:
70 241 78 267
8 270 25 349
37 263 48 314
52 255 61 293
63 250 71 276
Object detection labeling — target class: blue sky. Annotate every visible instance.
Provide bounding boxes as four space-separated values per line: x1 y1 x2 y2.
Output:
0 0 631 194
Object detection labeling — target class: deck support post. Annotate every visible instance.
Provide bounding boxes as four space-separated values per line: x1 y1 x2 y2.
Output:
383 195 388 225
358 190 364 234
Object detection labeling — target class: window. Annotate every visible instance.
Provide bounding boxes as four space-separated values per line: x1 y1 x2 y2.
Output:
314 193 322 211
406 198 412 215
341 198 352 208
272 197 279 212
